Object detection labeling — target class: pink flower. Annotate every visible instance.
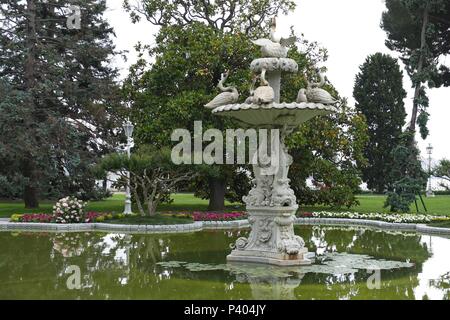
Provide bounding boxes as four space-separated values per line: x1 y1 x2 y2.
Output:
192 211 247 221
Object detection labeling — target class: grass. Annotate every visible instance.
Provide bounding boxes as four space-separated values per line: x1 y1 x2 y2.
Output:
0 193 449 219
0 193 242 218
300 195 450 216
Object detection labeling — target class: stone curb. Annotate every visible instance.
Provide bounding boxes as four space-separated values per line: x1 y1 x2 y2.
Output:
294 218 450 235
1 218 449 236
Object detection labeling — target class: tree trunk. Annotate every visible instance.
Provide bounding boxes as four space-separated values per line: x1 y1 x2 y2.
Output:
208 177 226 211
23 159 39 209
409 2 429 133
24 184 39 209
147 199 158 217
23 0 39 209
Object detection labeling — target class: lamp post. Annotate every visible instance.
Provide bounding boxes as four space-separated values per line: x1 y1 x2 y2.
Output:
123 119 134 214
426 143 434 198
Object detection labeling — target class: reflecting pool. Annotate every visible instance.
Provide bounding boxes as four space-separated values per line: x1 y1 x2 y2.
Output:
0 226 449 300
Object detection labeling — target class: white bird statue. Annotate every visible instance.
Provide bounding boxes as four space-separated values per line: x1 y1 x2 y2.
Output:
252 17 296 58
253 68 275 104
204 71 239 109
297 71 338 105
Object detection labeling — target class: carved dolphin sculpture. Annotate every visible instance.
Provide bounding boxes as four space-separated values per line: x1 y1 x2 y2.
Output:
204 71 239 109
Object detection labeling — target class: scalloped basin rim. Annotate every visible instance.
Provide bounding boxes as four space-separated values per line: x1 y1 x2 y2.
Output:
212 102 338 126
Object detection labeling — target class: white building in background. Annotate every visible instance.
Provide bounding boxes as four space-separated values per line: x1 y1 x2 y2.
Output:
96 172 121 192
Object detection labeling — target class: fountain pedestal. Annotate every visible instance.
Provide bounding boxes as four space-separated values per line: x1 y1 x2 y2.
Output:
225 124 311 266
227 206 310 266
214 101 336 266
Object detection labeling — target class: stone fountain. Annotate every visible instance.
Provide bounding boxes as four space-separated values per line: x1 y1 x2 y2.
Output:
205 18 338 266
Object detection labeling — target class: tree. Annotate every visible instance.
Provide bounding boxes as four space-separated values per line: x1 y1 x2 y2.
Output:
381 0 450 139
434 159 450 190
123 0 295 211
353 53 407 193
0 1 123 207
124 1 368 210
123 23 260 210
123 0 295 36
287 98 368 209
95 146 197 216
384 132 427 212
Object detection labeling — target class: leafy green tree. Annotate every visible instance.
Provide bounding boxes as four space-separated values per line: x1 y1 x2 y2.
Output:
384 132 427 212
287 98 368 209
123 22 258 210
123 0 295 36
95 146 197 216
124 0 368 209
381 0 450 139
353 53 407 193
123 0 296 210
0 0 123 207
434 159 450 190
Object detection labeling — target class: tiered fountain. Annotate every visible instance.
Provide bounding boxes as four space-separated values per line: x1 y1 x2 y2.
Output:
205 18 338 266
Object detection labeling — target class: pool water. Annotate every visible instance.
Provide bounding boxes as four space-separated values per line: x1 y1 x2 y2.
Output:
0 226 449 300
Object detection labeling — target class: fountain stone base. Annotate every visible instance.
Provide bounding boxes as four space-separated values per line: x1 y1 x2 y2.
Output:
227 206 311 266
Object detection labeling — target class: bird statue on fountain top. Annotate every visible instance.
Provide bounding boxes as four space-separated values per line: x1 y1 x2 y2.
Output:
252 17 297 58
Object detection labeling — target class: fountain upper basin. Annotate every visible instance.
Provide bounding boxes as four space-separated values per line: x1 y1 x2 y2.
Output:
212 102 337 127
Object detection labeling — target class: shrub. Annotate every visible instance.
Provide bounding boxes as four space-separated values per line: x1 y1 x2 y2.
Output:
10 214 23 222
53 196 86 224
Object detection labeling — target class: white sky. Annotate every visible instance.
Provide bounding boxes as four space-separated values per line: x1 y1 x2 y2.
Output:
105 0 450 163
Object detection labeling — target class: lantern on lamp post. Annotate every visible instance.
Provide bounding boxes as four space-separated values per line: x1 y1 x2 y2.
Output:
123 119 134 214
426 143 434 198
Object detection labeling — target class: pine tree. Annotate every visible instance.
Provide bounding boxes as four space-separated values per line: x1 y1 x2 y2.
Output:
353 53 407 193
381 0 450 139
0 0 123 207
384 132 427 212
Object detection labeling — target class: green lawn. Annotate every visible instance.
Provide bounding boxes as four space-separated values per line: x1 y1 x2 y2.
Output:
301 194 450 216
0 193 243 218
0 193 449 219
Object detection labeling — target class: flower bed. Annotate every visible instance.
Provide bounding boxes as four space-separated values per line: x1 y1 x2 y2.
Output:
298 211 450 224
159 212 194 219
10 211 126 224
192 211 247 221
11 213 53 223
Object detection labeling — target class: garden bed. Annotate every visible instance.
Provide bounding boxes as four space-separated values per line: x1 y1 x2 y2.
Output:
298 211 450 224
10 210 248 225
